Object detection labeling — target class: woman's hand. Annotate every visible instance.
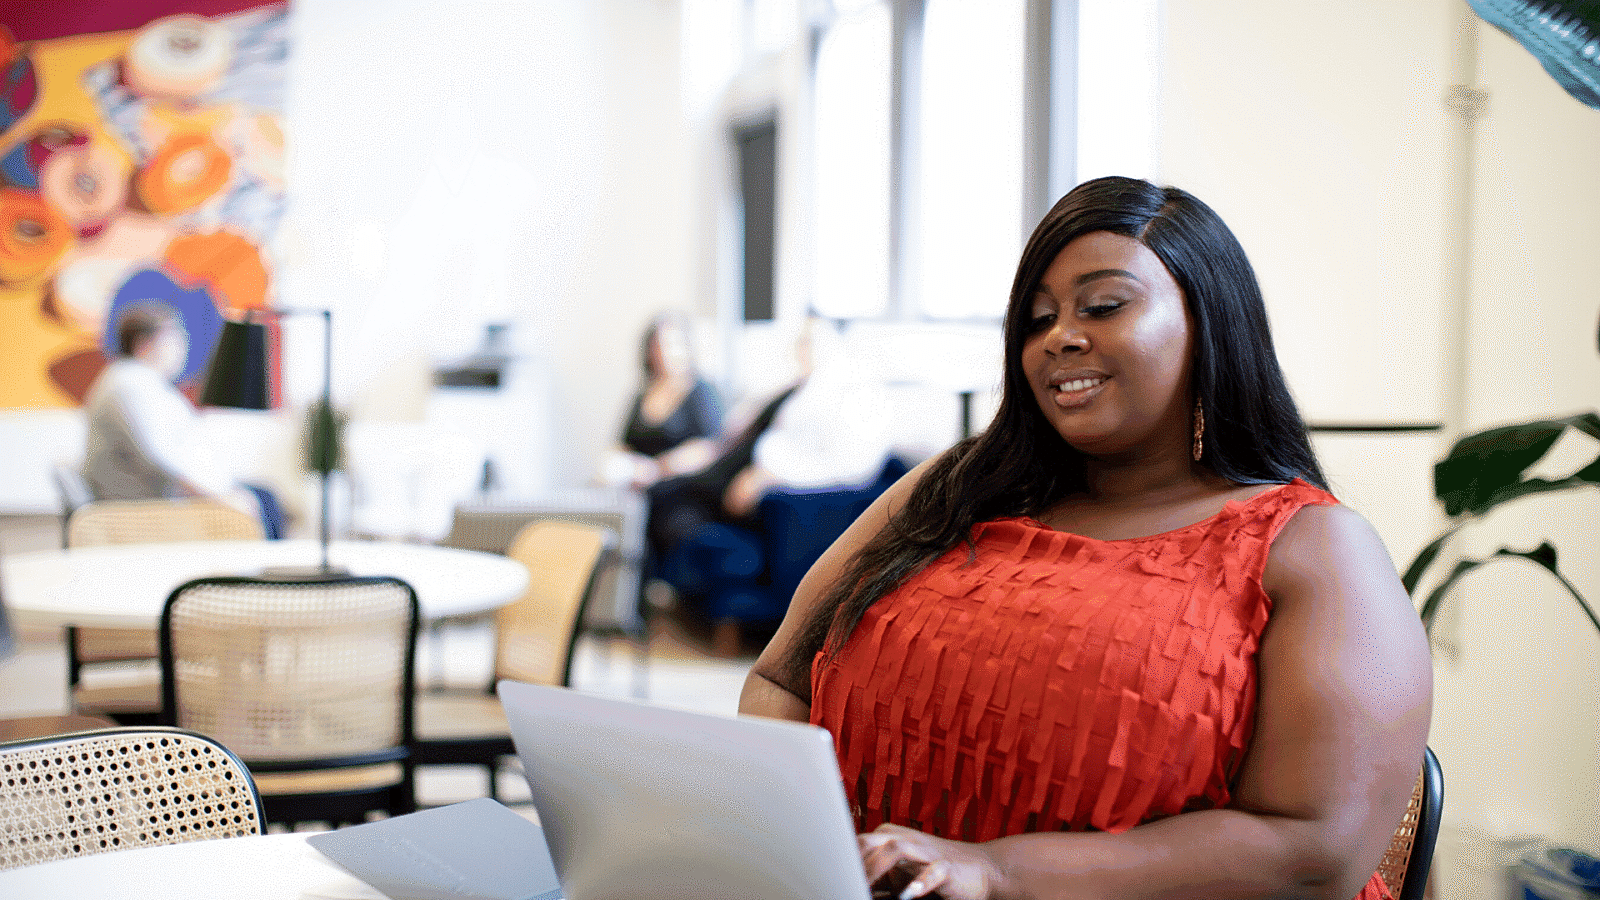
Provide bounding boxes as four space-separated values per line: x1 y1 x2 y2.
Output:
859 824 1001 900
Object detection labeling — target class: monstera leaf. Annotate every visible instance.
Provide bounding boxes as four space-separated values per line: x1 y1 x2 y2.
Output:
1404 411 1600 634
1432 413 1600 516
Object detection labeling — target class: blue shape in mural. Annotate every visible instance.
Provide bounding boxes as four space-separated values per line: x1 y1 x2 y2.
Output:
104 268 225 388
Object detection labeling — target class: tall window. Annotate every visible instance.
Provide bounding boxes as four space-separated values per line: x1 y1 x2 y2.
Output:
811 0 892 319
915 0 1026 320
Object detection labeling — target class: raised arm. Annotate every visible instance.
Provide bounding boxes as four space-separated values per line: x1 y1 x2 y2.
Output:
738 454 940 724
860 502 1434 900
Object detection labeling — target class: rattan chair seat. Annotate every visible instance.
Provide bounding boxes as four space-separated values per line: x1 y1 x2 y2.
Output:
1377 747 1443 900
415 689 511 740
251 763 406 796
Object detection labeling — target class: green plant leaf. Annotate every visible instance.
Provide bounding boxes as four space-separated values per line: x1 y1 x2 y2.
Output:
1418 543 1600 637
1570 411 1600 441
1474 473 1600 513
1498 543 1600 634
1435 413 1600 516
1402 527 1460 595
303 399 345 474
1419 558 1482 627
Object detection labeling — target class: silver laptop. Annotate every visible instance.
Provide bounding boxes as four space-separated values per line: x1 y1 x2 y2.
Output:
497 679 874 900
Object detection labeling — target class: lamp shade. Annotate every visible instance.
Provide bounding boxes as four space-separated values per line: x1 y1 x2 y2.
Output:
199 317 271 410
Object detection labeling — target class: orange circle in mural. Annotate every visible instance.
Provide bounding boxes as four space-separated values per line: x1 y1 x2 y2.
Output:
137 133 231 216
0 188 73 285
165 229 270 311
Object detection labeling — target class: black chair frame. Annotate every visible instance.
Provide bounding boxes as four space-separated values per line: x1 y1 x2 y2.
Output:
159 574 421 829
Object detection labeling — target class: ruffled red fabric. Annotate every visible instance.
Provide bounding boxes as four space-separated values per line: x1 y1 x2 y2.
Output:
811 479 1391 900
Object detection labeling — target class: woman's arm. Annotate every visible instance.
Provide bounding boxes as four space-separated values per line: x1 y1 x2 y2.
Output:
738 454 942 723
862 503 1434 900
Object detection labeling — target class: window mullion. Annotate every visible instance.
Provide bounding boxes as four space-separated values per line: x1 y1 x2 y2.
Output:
888 0 926 321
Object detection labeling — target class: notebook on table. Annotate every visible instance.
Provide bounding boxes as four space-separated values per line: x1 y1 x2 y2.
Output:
497 679 875 900
307 798 561 900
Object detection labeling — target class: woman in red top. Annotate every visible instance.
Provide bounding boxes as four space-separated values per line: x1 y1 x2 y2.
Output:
740 176 1432 900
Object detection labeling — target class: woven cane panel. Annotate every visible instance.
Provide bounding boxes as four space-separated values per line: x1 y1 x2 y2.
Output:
0 731 260 871
168 579 413 761
68 499 264 683
494 521 609 685
1376 767 1425 897
67 498 264 547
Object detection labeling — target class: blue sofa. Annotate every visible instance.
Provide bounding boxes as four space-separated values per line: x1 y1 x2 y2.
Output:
657 457 911 633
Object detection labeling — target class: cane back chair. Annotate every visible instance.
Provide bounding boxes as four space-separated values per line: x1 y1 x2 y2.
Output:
159 574 420 829
414 520 613 800
1377 746 1444 900
65 498 264 723
0 726 263 871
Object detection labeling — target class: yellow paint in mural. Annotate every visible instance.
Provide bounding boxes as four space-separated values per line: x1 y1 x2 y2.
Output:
2 32 134 408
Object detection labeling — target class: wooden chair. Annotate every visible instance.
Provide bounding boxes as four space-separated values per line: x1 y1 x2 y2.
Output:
413 520 614 801
159 574 420 829
1378 746 1444 900
0 726 264 871
64 499 264 723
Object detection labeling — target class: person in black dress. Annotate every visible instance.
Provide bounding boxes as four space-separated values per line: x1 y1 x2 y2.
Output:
603 312 724 489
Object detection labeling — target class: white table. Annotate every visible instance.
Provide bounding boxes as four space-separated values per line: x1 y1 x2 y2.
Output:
1 540 530 628
0 798 558 900
0 833 385 900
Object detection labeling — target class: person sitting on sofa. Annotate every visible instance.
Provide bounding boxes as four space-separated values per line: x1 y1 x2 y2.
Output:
600 311 724 490
644 316 893 589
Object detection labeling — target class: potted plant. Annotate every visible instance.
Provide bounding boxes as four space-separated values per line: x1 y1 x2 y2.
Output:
1401 415 1599 633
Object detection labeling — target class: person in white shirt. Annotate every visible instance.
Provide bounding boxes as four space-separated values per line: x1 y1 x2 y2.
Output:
721 316 892 517
645 316 893 569
81 303 268 526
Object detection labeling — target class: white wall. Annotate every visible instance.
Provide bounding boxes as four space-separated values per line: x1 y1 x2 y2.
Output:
1432 9 1600 888
279 0 693 495
1155 1 1600 896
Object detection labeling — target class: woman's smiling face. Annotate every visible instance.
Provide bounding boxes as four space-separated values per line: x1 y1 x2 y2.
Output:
1021 230 1195 459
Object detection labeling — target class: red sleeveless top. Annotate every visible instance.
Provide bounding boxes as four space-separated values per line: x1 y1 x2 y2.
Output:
811 480 1391 900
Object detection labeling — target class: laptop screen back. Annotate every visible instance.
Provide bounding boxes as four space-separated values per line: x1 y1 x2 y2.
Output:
497 680 873 900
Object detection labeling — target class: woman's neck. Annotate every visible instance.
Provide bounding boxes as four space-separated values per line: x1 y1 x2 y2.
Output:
1077 446 1217 506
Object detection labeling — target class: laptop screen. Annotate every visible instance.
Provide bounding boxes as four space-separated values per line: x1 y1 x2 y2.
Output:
497 679 873 900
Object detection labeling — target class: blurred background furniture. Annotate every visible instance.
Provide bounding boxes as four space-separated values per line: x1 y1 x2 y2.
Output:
0 714 116 743
159 574 420 830
1380 745 1445 900
63 498 265 724
3 539 527 632
657 456 910 655
0 547 118 741
48 463 92 549
441 486 646 638
414 520 614 801
0 726 264 871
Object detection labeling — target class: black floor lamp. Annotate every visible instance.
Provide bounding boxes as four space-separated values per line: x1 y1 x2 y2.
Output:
201 307 345 577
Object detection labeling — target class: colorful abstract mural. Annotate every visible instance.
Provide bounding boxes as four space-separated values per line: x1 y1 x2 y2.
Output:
0 0 287 408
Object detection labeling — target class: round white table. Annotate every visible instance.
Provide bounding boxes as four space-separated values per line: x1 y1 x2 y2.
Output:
1 540 530 628
0 832 384 900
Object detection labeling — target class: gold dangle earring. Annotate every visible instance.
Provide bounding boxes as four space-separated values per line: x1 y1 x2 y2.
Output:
1192 398 1205 462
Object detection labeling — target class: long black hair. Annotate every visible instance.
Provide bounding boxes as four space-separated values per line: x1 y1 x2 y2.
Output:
779 176 1326 694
